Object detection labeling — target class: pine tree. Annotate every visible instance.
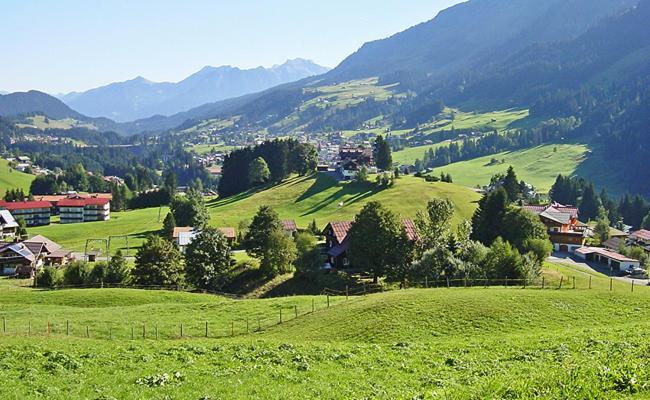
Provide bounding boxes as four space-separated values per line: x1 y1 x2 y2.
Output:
502 166 520 202
578 183 601 221
373 135 393 171
162 212 176 240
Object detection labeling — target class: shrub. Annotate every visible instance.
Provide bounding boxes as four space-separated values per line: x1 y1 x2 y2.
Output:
36 267 63 288
62 261 92 286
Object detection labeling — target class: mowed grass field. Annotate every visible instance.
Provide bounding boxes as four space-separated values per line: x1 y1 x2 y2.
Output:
431 144 589 192
0 158 34 197
0 263 649 399
207 174 481 228
27 207 169 253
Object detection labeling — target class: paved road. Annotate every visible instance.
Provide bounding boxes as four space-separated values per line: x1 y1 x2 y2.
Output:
549 252 649 285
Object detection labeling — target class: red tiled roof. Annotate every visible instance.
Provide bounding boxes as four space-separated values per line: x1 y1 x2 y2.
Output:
326 219 418 244
218 227 236 239
631 230 650 241
57 198 110 207
172 227 194 239
401 219 419 241
327 221 353 244
0 200 52 210
523 203 579 218
281 220 298 232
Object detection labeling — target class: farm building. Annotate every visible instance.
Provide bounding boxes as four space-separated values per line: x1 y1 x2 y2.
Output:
0 200 52 226
281 220 298 236
575 247 640 272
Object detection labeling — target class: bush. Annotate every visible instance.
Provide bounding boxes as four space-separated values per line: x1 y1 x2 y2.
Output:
62 261 92 286
36 267 63 288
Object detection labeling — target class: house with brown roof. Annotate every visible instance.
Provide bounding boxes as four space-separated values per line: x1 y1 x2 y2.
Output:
218 227 237 244
281 220 298 236
0 242 39 277
322 219 419 269
522 203 585 253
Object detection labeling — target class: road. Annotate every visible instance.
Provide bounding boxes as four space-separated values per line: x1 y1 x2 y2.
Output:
549 252 649 285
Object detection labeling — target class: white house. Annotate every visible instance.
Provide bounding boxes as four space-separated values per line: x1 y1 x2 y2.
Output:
575 247 640 272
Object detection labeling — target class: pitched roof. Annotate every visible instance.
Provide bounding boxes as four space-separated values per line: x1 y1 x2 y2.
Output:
523 203 579 219
281 220 298 233
0 243 36 262
0 210 18 228
540 207 573 225
25 235 61 253
631 229 650 241
0 200 52 210
57 197 110 207
575 246 638 263
172 227 194 239
401 219 419 241
218 227 236 239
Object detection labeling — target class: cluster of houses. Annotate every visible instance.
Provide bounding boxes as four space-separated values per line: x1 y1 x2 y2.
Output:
523 202 646 274
5 156 52 175
0 234 74 278
317 145 379 181
0 194 111 228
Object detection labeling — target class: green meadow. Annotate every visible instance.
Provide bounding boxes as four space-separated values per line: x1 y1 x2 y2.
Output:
431 144 589 192
0 158 35 198
0 262 648 399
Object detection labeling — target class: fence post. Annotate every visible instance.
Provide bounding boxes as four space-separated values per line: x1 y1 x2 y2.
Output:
66 320 70 336
542 276 545 289
294 305 298 319
327 295 330 308
280 309 283 324
346 285 349 299
231 321 234 337
610 278 613 291
589 276 592 289
559 276 563 289
142 324 146 340
28 321 31 335
464 278 467 288
246 319 249 334
180 323 184 338
632 280 634 293
131 326 134 340
505 276 508 288
257 317 261 332
86 326 89 338
155 324 158 340
572 276 576 289
109 326 112 340
47 321 51 335
446 277 450 288
425 276 428 288
312 299 315 313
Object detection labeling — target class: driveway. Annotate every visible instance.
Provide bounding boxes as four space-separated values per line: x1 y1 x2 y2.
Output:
549 252 649 285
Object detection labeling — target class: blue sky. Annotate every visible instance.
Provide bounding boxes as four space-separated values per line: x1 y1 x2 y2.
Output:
0 0 462 94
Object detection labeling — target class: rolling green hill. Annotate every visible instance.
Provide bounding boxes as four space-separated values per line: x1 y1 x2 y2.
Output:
430 144 589 192
27 174 479 253
0 158 35 197
207 174 480 228
0 262 648 399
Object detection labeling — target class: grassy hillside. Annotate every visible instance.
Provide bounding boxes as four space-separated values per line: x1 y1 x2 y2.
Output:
26 175 479 252
430 144 589 192
420 107 530 135
0 158 34 197
0 263 649 398
207 174 480 228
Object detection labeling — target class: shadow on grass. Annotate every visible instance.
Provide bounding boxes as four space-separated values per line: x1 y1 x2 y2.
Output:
299 181 387 217
295 173 338 203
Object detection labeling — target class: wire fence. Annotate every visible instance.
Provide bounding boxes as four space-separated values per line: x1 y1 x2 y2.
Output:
1 275 646 341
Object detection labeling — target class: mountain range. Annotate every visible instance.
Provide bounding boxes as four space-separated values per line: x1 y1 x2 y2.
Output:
57 59 329 122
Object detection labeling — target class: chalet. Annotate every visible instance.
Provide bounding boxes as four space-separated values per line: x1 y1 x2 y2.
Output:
0 200 52 226
281 220 298 236
575 247 640 272
336 146 374 181
0 210 19 240
0 243 38 277
630 230 650 247
58 197 110 223
173 227 198 253
522 203 585 253
322 219 419 269
218 227 237 244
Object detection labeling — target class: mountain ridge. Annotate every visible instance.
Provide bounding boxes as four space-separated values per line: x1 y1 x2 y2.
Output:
58 59 329 122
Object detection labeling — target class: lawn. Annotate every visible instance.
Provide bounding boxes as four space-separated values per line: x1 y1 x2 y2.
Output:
0 262 649 398
0 158 35 197
27 206 170 253
206 174 481 229
392 140 456 165
430 144 590 192
420 107 530 134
